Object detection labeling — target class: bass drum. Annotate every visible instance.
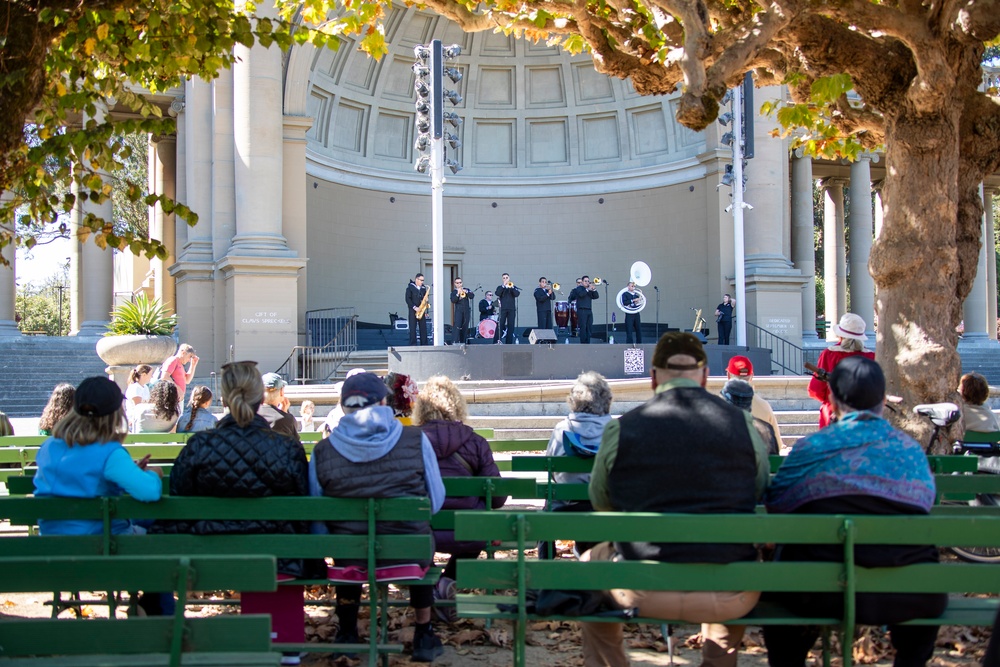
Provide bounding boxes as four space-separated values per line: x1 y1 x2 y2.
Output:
478 318 498 339
554 301 570 329
569 301 578 330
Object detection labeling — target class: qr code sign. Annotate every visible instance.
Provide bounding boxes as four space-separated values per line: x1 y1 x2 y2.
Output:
623 348 645 375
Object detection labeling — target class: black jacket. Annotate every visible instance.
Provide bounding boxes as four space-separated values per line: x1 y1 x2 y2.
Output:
406 282 427 311
495 284 521 310
450 288 475 314
569 285 599 310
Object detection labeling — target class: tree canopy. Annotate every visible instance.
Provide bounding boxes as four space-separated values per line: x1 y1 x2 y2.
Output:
3 0 1000 441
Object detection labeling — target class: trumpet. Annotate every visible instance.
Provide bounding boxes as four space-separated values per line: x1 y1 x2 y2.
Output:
504 280 515 289
458 287 467 299
551 282 562 294
592 277 604 286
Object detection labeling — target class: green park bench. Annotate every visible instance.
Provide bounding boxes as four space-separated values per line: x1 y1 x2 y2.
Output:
453 510 1000 667
0 554 279 666
0 495 434 667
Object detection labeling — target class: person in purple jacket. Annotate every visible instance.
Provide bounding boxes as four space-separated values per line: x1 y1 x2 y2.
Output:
414 375 508 619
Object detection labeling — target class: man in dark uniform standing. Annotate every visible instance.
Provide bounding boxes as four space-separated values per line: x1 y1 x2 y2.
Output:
405 273 429 346
534 277 555 331
568 275 599 344
449 277 474 344
493 273 521 344
621 281 643 344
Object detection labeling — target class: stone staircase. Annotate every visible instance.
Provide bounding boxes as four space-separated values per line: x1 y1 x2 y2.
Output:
0 337 109 418
959 344 1000 385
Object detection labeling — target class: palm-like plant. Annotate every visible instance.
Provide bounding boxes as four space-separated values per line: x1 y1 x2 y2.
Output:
105 294 177 336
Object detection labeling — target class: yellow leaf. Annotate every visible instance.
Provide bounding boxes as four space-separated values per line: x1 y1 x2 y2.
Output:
84 38 96 56
96 23 109 40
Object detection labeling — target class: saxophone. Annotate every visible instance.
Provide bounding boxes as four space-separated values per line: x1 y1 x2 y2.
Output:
415 288 430 320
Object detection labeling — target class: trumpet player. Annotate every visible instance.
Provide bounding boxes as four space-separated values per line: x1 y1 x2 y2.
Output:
534 277 556 330
449 278 474 344
569 275 599 344
622 281 643 344
493 272 521 344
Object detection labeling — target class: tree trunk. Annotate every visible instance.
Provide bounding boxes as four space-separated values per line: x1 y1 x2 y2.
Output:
870 109 974 451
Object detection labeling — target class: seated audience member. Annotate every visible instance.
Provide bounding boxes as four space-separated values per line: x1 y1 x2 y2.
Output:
132 380 181 433
34 376 162 535
259 373 301 444
0 409 13 436
385 371 419 424
414 375 507 618
299 400 316 432
38 383 75 436
321 368 368 437
125 364 153 422
150 361 310 660
764 356 945 667
177 386 217 433
310 372 445 662
958 372 999 433
721 379 780 455
585 332 769 667
541 371 613 558
725 355 783 446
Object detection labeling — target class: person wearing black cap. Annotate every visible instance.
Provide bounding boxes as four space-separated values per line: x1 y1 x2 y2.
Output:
584 332 770 667
310 372 446 662
33 376 163 536
721 379 780 455
764 356 945 667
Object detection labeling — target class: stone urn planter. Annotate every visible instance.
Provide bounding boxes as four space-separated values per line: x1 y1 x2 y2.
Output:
97 335 177 389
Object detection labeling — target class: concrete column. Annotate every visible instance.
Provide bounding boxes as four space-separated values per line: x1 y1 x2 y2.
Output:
791 154 817 343
212 70 236 369
283 115 314 336
0 191 19 336
71 185 115 336
962 184 991 342
148 135 177 310
821 178 848 339
848 156 875 338
986 187 998 340
230 5 294 257
171 96 188 255
872 181 884 240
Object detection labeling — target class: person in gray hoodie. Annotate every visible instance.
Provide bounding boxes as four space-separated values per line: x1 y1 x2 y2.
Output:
309 372 445 662
540 371 614 557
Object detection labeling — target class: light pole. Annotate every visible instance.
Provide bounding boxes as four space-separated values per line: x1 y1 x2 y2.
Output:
413 41 462 346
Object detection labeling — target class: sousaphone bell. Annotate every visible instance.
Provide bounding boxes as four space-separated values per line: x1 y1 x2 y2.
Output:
617 261 651 314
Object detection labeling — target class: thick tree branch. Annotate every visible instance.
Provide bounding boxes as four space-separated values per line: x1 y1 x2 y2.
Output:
955 0 1000 42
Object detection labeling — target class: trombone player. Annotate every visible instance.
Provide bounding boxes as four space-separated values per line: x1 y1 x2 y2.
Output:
450 277 475 344
534 277 556 330
493 272 521 344
621 281 644 344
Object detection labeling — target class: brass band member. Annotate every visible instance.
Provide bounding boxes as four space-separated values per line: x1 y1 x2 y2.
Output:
405 273 429 346
534 277 555 330
493 273 521 344
569 276 599 344
449 278 475 345
621 281 643 344
478 291 496 321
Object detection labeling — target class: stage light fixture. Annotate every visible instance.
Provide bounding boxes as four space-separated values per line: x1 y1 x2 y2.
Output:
443 89 462 106
445 133 461 150
412 63 429 77
443 44 462 58
414 135 429 151
415 156 430 173
443 112 463 128
416 116 430 133
444 67 463 84
721 131 734 147
414 80 430 98
414 46 431 60
718 112 733 127
446 159 462 174
415 100 430 114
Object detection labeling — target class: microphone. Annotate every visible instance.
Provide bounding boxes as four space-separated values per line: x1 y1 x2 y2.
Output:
654 286 659 291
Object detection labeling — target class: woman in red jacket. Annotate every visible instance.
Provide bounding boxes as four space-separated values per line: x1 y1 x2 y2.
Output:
808 313 875 428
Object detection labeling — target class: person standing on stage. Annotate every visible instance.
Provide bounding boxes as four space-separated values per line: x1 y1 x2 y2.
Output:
493 273 521 344
479 291 496 322
621 281 643 344
571 278 583 336
569 276 599 344
534 277 555 330
715 293 735 345
405 273 429 346
449 277 474 345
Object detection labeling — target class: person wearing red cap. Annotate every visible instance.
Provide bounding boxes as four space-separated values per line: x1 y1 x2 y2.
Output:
725 356 783 449
808 313 875 428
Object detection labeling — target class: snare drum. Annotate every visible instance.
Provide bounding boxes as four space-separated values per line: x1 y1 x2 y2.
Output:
554 301 570 329
478 318 498 338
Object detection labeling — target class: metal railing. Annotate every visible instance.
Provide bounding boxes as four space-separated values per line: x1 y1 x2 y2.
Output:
746 321 820 376
276 307 358 384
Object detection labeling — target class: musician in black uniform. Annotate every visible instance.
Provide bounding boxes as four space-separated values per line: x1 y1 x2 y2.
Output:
493 273 521 344
449 278 474 344
405 273 429 346
479 291 496 321
621 281 643 344
568 275 599 344
534 277 555 330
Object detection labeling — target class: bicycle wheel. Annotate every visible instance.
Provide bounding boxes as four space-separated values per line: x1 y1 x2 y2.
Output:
948 494 1000 563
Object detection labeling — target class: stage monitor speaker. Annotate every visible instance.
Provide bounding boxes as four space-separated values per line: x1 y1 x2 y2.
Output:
529 328 559 344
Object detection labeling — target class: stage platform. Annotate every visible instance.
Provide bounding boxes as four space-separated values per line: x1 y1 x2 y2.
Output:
387 343 772 382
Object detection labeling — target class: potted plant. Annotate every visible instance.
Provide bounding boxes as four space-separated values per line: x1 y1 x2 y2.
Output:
96 295 179 373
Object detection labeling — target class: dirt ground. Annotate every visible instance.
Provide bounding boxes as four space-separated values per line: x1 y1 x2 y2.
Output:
1 586 991 667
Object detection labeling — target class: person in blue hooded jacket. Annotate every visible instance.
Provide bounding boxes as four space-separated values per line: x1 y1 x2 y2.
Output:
309 372 445 662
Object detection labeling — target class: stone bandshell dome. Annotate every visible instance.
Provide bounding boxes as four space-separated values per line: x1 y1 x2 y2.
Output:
290 7 707 196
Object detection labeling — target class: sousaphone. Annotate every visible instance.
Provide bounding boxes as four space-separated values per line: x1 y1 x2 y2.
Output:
617 261 651 314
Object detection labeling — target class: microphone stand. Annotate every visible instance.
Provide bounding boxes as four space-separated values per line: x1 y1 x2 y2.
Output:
603 282 611 343
654 286 660 339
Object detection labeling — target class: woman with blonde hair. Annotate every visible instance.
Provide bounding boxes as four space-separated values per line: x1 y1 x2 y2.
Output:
177 386 217 433
38 383 75 436
150 361 310 653
415 375 507 620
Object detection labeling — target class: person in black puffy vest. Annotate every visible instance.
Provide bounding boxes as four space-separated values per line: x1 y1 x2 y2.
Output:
584 332 770 667
310 372 446 662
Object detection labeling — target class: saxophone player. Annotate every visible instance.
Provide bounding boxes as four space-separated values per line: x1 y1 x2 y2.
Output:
493 272 521 344
449 278 475 344
405 273 429 346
